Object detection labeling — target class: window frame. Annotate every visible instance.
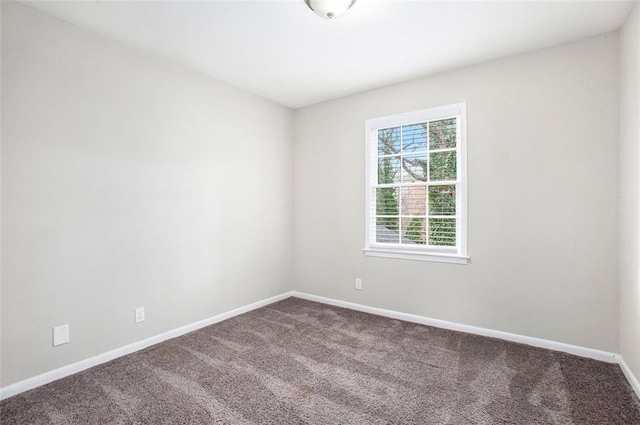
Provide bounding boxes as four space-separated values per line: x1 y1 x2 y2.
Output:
363 103 468 264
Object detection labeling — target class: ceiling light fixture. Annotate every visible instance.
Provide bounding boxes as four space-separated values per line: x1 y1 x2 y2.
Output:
304 0 356 20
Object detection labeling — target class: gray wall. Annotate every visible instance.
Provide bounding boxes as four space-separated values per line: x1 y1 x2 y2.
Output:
619 3 640 383
293 33 620 352
1 0 632 391
1 1 293 387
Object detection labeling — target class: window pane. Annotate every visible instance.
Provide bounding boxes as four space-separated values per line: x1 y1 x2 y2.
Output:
376 187 399 217
429 118 457 149
376 217 400 243
429 185 456 216
429 218 456 246
400 186 426 216
401 154 428 183
429 151 456 181
368 104 465 257
402 217 426 245
378 127 400 156
378 156 401 184
401 124 427 153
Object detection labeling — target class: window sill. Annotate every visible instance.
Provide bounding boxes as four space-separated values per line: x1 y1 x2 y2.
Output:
363 248 469 264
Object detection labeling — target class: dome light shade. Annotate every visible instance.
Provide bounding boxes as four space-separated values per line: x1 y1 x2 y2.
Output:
304 0 356 20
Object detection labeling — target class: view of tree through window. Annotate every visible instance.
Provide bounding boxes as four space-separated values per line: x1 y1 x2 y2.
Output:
375 118 457 247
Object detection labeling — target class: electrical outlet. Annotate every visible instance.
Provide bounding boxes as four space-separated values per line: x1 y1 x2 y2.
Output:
135 307 145 323
53 324 70 346
355 278 362 290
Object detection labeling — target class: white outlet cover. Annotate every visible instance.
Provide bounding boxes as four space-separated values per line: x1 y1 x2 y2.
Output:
135 307 145 323
53 324 70 346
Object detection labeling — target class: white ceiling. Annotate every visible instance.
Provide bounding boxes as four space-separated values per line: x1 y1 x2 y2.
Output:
23 0 636 108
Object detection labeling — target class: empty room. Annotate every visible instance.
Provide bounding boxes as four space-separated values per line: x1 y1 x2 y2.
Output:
1 0 639 423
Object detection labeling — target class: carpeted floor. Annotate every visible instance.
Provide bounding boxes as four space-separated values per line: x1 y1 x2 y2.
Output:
1 297 639 424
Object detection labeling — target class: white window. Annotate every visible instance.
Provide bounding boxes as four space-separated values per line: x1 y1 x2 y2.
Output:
364 103 468 264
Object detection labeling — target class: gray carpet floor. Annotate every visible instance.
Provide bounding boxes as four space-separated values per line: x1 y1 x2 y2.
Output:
1 297 639 424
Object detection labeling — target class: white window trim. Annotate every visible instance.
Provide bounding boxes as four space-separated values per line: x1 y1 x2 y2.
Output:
363 103 468 264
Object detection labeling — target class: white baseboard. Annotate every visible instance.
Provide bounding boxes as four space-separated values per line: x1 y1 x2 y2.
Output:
292 291 619 364
0 291 294 401
617 354 640 400
3 290 636 403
